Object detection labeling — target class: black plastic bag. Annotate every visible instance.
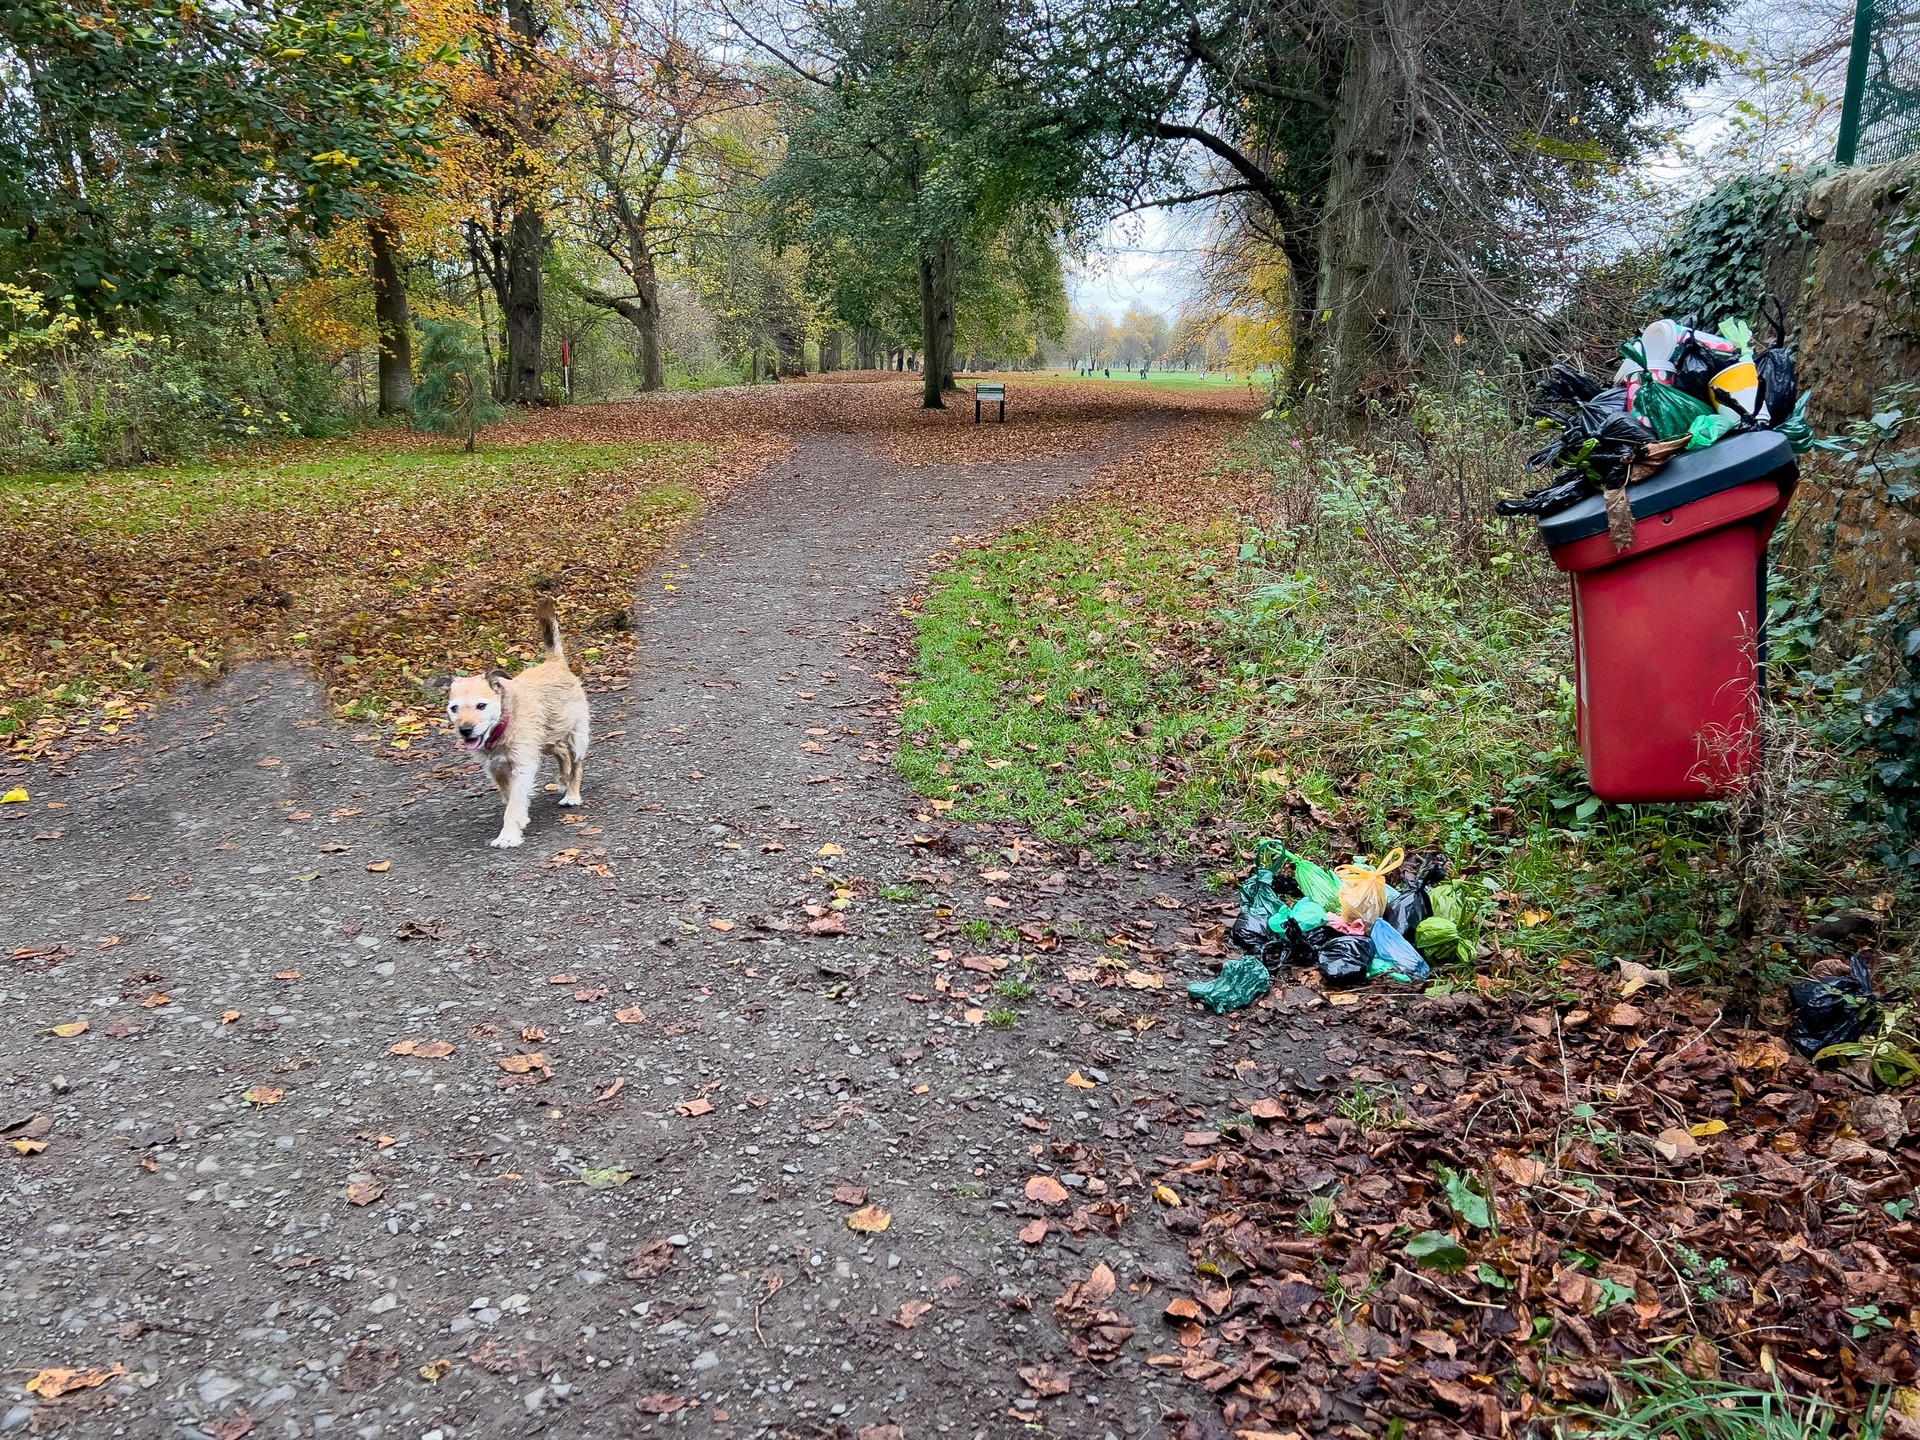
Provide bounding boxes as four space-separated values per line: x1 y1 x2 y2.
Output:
1228 911 1283 962
1754 295 1797 426
1787 954 1881 1061
1308 925 1375 988
1383 859 1448 938
1273 917 1316 967
1537 362 1605 405
1495 473 1592 518
1671 332 1737 403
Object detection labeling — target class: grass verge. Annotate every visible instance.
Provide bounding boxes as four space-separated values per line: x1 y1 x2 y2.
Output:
3 436 707 760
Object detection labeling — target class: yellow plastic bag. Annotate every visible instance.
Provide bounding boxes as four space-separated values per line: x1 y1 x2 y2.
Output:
1334 848 1403 926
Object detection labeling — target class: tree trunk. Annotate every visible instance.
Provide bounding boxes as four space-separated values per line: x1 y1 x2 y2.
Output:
367 214 413 416
821 330 842 373
1315 0 1427 408
504 206 545 404
630 235 663 392
918 241 955 409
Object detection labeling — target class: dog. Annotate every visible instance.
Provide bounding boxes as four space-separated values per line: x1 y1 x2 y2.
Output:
445 600 590 848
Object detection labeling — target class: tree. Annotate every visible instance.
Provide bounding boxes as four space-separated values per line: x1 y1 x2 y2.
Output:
1049 0 1721 402
412 317 503 448
763 0 1101 407
566 0 748 390
425 0 571 402
0 0 437 326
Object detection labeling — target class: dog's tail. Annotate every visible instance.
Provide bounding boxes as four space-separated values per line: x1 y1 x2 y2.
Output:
536 598 564 662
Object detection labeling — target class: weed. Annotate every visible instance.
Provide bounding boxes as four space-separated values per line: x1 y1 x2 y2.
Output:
1674 1244 1737 1304
956 918 993 944
876 883 919 903
995 977 1036 1001
1561 1352 1887 1439
1298 1192 1337 1237
950 1179 989 1199
984 1008 1017 1028
1334 1081 1404 1132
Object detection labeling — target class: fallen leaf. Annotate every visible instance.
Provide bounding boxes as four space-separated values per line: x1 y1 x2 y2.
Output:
12 1138 47 1155
125 893 151 902
26 1364 125 1398
846 1204 892 1233
709 919 735 931
1165 1296 1204 1320
390 1040 455 1059
636 1393 693 1415
520 1026 546 1042
546 974 576 985
1605 1003 1646 1028
614 1007 646 1024
895 1298 933 1329
1654 1127 1703 1162
676 1097 714 1117
817 843 844 856
1248 1097 1285 1120
1019 1362 1071 1397
573 987 607 1002
1 787 28 803
1152 1184 1181 1206
497 1053 549 1076
1025 1175 1070 1206
579 1166 632 1189
220 1010 241 1024
1617 960 1671 997
365 860 391 873
274 970 300 981
833 1184 869 1206
140 993 171 1008
962 1008 985 1024
240 1086 283 1106
1019 1218 1049 1244
806 912 846 935
1122 969 1164 989
625 1240 676 1279
418 1359 452 1383
345 1181 384 1206
1065 1070 1096 1089
48 1020 88 1037
1689 1118 1728 1138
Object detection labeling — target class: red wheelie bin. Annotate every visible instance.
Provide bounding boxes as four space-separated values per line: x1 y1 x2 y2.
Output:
1537 431 1798 803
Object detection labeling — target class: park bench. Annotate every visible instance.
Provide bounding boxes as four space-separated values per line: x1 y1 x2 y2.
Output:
973 381 1006 424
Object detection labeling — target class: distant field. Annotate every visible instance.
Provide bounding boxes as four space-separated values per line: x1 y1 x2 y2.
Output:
968 369 1262 392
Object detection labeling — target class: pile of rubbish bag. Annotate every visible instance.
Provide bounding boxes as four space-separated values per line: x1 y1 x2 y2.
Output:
1190 839 1481 1013
1497 298 1812 523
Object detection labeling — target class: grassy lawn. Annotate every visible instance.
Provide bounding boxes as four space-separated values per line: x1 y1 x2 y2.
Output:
3 437 708 758
1010 369 1257 391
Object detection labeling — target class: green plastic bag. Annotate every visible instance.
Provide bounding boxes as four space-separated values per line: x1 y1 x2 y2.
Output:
1238 840 1294 926
1686 409 1739 451
1294 855 1341 910
1271 896 1327 933
1720 319 1753 360
1632 378 1716 441
1774 391 1814 454
1187 955 1272 1013
1414 882 1480 966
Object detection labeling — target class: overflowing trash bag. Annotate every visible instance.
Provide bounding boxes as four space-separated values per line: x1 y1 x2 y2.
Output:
1225 839 1302 961
1368 919 1432 982
1205 841 1484 1007
1498 295 1810 520
1334 848 1403 927
1787 955 1883 1061
1414 881 1480 967
1310 926 1376 988
1187 954 1273 1013
1383 858 1447 937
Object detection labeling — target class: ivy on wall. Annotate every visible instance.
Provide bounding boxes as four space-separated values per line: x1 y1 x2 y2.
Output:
1646 165 1834 325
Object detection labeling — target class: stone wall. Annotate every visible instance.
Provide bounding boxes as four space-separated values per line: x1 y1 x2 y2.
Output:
1782 161 1920 615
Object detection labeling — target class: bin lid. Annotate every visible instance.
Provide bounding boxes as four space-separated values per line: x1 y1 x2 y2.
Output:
1539 430 1797 548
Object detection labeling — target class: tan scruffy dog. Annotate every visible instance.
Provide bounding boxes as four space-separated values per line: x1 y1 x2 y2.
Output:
445 600 590 848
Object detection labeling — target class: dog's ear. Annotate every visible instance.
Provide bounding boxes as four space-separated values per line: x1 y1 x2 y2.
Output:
486 669 511 693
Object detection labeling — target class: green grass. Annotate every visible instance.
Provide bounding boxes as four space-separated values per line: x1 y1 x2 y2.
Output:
1 439 684 534
1560 1356 1887 1439
1016 368 1259 391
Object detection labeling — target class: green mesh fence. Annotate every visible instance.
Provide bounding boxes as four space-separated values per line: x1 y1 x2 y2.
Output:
1839 0 1920 164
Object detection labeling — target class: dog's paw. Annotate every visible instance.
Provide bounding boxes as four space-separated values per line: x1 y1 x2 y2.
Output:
489 833 524 849
557 794 583 807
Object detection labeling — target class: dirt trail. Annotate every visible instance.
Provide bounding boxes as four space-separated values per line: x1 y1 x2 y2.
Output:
0 385 1330 1438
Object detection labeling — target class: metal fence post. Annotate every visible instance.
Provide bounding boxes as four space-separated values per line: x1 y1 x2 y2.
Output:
1838 0 1876 163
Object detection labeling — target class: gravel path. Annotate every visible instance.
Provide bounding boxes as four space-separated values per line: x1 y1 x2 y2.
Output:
2 417 1331 1439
